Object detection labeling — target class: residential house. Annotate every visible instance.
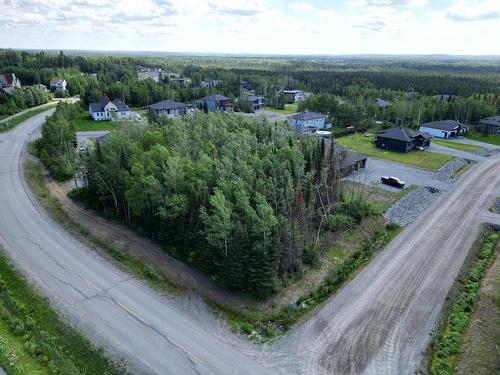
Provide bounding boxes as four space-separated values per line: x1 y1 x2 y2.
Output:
136 66 162 82
201 79 222 88
419 120 467 138
476 116 500 135
374 98 391 108
50 79 67 92
404 91 419 98
432 94 457 102
288 112 328 133
0 73 21 95
239 95 264 112
240 81 254 95
282 89 305 103
375 127 432 153
193 94 232 113
147 99 193 118
89 98 130 121
334 144 368 177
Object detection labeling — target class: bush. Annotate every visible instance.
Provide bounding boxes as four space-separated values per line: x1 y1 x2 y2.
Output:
325 214 355 232
336 195 378 223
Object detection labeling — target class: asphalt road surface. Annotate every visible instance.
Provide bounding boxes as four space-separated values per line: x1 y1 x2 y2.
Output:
0 110 499 374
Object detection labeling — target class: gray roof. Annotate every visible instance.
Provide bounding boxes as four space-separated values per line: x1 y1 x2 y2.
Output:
289 112 325 121
203 94 230 102
419 120 464 131
240 95 263 102
147 99 189 111
112 99 129 111
478 116 500 126
375 98 391 108
377 127 432 142
89 98 129 113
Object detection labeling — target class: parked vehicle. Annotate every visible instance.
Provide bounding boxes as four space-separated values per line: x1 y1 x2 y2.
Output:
381 176 405 188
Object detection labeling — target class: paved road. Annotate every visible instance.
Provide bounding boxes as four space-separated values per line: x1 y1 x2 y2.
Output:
427 143 485 161
0 102 55 124
0 110 270 375
1 110 499 375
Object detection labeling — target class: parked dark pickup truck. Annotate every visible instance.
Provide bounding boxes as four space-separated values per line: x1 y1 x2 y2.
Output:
381 176 405 188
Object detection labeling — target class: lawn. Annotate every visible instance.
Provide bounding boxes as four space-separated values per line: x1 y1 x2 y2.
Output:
432 138 481 152
264 102 299 114
0 102 57 132
466 133 500 146
336 133 454 171
74 111 115 131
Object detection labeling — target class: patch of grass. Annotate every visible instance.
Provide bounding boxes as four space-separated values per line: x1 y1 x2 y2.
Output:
432 139 481 152
336 133 454 171
208 223 401 342
429 232 499 375
264 102 299 114
24 160 175 294
0 102 57 132
466 133 500 146
0 250 126 375
74 111 115 131
452 162 472 178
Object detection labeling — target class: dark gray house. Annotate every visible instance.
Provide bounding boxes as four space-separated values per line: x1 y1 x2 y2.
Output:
334 144 367 176
476 116 500 135
375 127 432 153
147 100 192 118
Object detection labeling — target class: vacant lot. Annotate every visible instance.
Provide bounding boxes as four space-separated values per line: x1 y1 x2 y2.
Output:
264 102 299 114
432 138 481 152
466 133 500 146
337 133 454 171
74 111 115 131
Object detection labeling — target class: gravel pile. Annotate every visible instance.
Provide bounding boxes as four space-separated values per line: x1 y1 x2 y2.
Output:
433 158 469 181
384 186 441 226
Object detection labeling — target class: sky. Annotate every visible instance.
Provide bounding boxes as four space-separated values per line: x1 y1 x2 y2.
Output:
1 0 500 55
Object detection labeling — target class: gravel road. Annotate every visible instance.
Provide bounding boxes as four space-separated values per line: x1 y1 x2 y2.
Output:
1 111 499 375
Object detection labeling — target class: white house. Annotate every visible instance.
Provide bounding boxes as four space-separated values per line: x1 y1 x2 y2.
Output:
288 112 328 133
89 98 130 121
50 79 67 92
0 73 21 95
147 99 193 118
419 120 467 139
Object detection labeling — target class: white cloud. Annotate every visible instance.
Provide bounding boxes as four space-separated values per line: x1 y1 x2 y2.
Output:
445 0 500 21
289 2 314 12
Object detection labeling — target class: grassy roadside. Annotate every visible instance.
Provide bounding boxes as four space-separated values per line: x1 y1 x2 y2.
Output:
337 133 454 171
0 251 126 375
208 222 401 342
432 139 481 152
466 133 500 146
429 231 499 375
0 102 57 132
24 160 176 293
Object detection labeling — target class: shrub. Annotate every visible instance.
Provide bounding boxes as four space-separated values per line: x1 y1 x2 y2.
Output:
325 214 355 232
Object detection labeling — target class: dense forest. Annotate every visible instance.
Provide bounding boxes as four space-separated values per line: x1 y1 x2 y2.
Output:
57 110 374 296
1 49 499 119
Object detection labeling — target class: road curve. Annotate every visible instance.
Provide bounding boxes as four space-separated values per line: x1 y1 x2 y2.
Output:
0 110 271 375
0 110 499 375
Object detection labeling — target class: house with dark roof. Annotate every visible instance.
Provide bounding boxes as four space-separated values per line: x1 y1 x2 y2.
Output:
334 143 368 176
419 120 467 138
193 94 232 113
375 127 432 153
50 79 67 92
282 89 305 103
147 99 193 118
0 73 21 95
238 95 264 112
288 112 328 133
476 116 500 135
89 98 130 121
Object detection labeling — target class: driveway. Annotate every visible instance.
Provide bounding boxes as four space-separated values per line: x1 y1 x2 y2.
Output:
348 157 452 192
452 137 500 150
427 143 485 162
